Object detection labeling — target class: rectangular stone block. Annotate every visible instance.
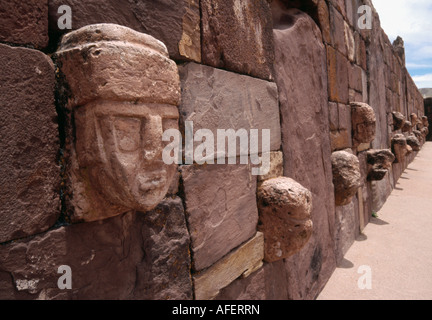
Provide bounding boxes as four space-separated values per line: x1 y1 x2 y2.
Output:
331 129 352 151
0 198 193 300
201 0 274 80
49 0 201 62
327 45 349 104
181 163 258 271
329 2 347 56
0 0 49 49
329 101 339 131
349 63 363 93
193 232 264 300
179 62 281 160
0 44 59 243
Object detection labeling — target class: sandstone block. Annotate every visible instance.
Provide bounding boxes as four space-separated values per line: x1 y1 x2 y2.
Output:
0 198 192 300
0 44 59 243
274 9 336 298
331 151 362 206
179 62 281 159
0 0 49 49
181 164 258 271
201 0 274 80
257 177 313 262
329 3 347 56
327 45 349 104
331 130 352 151
193 232 264 300
49 0 201 62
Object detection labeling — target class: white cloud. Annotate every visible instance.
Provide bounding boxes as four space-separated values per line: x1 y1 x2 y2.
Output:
372 0 432 88
412 73 432 89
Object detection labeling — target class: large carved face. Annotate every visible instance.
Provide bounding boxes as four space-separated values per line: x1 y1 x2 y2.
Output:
75 101 179 212
351 102 376 147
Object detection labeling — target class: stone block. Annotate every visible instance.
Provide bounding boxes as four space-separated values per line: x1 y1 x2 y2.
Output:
329 2 347 56
0 198 193 300
181 164 258 271
327 45 349 104
193 232 264 300
331 130 352 151
0 0 49 49
0 44 59 243
274 10 336 299
201 0 274 80
49 0 201 62
179 62 281 159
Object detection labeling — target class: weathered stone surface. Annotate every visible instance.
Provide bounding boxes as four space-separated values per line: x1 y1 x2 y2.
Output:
406 135 421 152
215 267 266 300
334 198 359 263
351 102 377 147
0 197 193 300
331 151 362 206
193 232 264 300
366 149 395 181
329 3 346 56
0 0 49 49
201 0 274 80
0 44 59 243
274 9 336 299
181 164 258 271
257 177 313 262
327 45 349 104
179 62 281 158
330 130 352 151
392 134 409 163
55 24 180 223
49 0 201 62
56 24 181 107
392 111 406 131
422 116 429 128
257 152 284 182
402 121 412 133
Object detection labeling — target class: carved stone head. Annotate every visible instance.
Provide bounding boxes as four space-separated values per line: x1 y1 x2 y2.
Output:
351 102 376 147
392 111 405 131
366 149 395 181
422 116 429 128
406 134 421 152
56 24 181 222
331 150 361 206
391 134 410 163
402 120 412 133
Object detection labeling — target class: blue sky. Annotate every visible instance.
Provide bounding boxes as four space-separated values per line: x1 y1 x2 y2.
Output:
373 0 432 88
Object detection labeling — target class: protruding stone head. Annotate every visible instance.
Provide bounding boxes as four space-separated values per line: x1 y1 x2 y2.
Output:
406 135 421 152
402 121 412 133
56 24 181 222
257 177 313 263
351 102 376 147
366 149 395 181
422 116 429 128
410 113 418 127
392 111 406 131
392 134 410 163
413 129 424 145
331 150 361 206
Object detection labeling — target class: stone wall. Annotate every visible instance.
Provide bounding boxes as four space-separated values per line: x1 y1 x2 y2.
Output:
425 98 432 141
0 0 426 300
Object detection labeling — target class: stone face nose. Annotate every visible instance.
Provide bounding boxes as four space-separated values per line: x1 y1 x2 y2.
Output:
143 115 164 161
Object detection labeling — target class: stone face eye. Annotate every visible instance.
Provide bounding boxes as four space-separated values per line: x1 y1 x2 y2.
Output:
113 117 141 153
